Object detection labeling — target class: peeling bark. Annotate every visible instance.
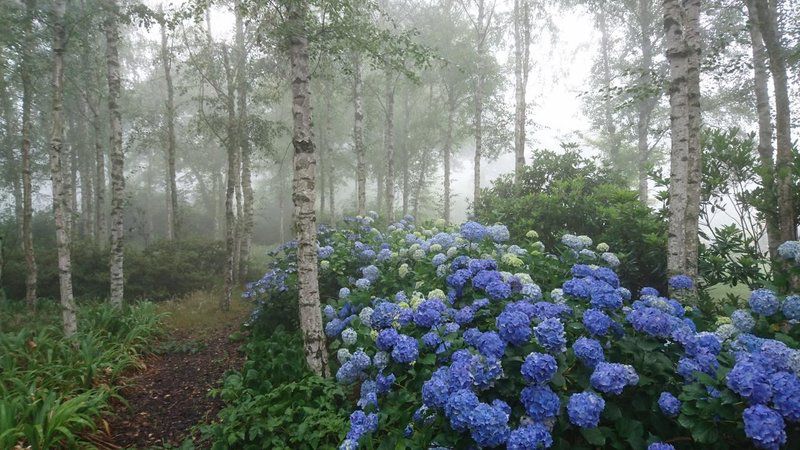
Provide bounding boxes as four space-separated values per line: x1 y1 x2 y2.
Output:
288 0 329 377
49 0 77 336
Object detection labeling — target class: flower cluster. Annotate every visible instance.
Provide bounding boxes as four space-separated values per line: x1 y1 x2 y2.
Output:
249 215 800 449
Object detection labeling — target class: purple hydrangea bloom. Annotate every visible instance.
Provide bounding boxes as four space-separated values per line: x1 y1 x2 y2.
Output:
567 392 605 428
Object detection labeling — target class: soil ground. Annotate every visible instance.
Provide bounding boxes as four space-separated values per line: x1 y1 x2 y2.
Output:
93 290 251 449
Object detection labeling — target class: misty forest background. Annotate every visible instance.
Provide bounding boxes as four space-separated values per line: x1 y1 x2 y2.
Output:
0 0 799 448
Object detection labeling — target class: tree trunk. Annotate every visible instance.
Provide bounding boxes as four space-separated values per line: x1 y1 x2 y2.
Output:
77 104 94 238
49 0 77 336
636 0 657 203
106 0 125 307
473 0 485 206
513 0 530 180
598 6 619 162
222 44 237 311
664 0 702 279
444 87 455 224
754 0 795 245
236 4 254 280
353 53 366 216
90 99 106 243
21 0 37 308
401 88 410 217
160 14 179 241
288 0 329 377
384 70 396 223
746 0 779 260
325 88 334 222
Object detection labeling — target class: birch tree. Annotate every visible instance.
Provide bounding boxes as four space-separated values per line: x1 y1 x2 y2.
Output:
664 0 702 279
105 0 125 307
160 10 179 241
49 0 77 335
21 0 37 308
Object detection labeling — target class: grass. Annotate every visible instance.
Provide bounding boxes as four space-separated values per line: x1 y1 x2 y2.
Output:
155 287 252 337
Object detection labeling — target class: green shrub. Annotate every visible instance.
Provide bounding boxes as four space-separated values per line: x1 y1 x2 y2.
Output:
474 148 667 292
204 328 349 449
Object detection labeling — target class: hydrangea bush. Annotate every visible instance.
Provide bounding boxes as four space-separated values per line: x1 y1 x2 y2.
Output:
247 216 800 449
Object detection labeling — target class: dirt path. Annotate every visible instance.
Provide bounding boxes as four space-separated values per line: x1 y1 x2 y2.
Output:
94 292 251 449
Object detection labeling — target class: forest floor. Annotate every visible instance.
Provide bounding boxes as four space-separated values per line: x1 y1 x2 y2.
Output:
94 290 251 449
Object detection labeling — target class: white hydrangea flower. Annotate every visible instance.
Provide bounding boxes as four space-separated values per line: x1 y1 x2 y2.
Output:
341 328 357 346
525 230 539 239
337 348 352 364
412 249 425 260
515 273 533 284
430 243 443 253
428 289 446 301
359 307 374 328
596 242 610 252
446 247 458 258
399 263 410 278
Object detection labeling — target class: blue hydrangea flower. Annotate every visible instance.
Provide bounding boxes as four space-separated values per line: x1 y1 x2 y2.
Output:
732 309 756 332
627 306 674 338
777 240 800 260
647 444 675 450
534 318 567 353
668 274 694 291
782 295 800 320
325 318 348 337
323 304 336 320
339 287 351 299
422 367 451 408
355 278 371 290
487 224 510 243
590 362 639 395
422 331 442 349
473 270 503 291
726 357 772 404
531 301 573 320
749 289 780 316
318 245 334 259
658 392 681 417
573 337 605 368
432 253 448 267
770 371 800 422
413 299 446 328
521 352 557 385
640 287 659 296
460 221 487 242
507 423 553 450
520 385 560 421
561 234 585 250
346 410 378 442
341 328 357 346
486 280 512 300
583 308 612 336
567 392 605 428
476 331 507 360
455 306 475 325
371 302 400 330
466 402 510 447
743 404 787 449
373 351 389 370
362 265 380 282
391 334 419 363
496 309 532 346
444 389 479 431
376 328 400 351
522 283 543 301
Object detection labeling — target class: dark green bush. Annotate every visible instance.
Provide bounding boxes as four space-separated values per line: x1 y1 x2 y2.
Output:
1 238 226 301
474 148 667 292
204 328 349 449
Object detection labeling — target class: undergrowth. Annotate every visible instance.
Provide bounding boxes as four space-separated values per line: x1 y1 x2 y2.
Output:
0 299 164 449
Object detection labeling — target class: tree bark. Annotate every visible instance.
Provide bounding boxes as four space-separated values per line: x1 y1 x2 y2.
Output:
288 0 329 377
384 70 396 222
105 0 125 307
353 53 366 216
401 88 410 217
21 0 37 308
89 97 107 243
745 0 779 260
598 6 619 161
221 44 237 311
513 0 530 180
160 14 179 241
236 4 254 280
754 0 795 245
49 0 77 336
325 87 334 222
664 0 702 279
444 87 455 224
